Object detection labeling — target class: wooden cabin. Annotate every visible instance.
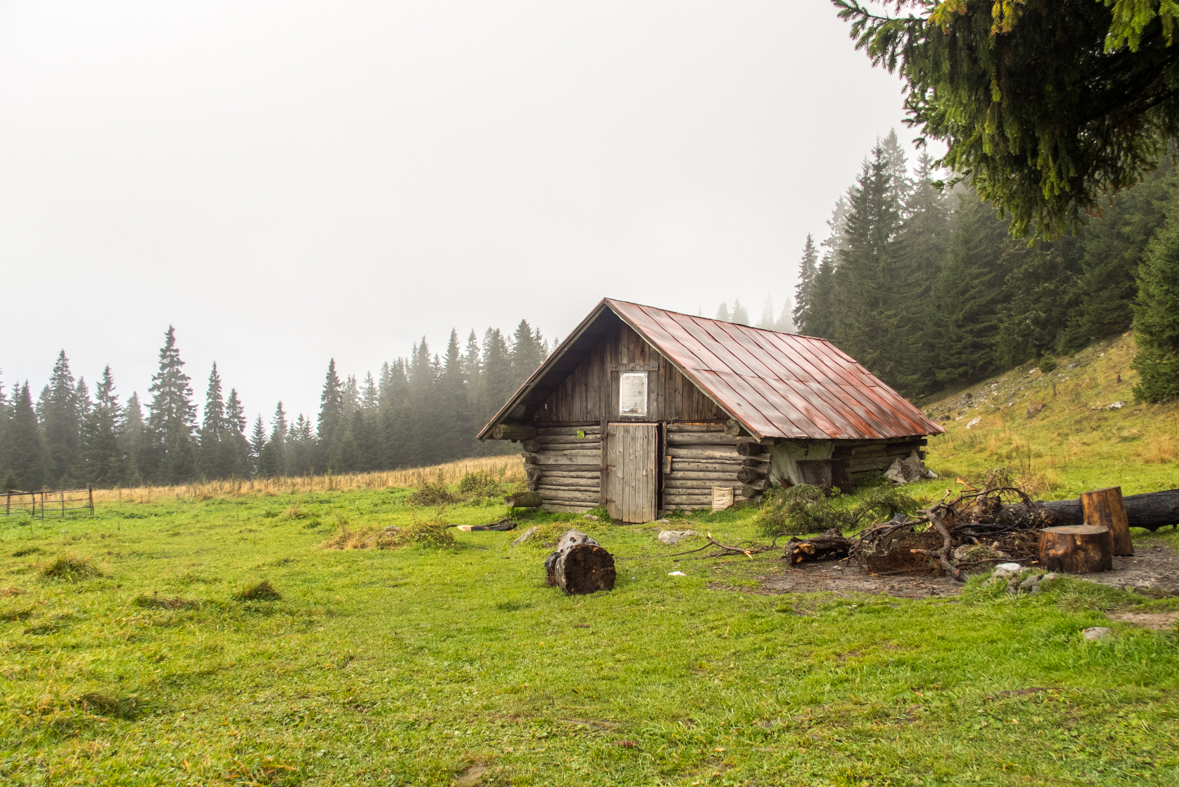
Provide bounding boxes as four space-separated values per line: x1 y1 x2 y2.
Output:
478 299 944 523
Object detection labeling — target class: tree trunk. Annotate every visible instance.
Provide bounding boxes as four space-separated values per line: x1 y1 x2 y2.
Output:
544 530 616 594
1038 525 1113 574
1035 489 1179 532
1081 487 1134 555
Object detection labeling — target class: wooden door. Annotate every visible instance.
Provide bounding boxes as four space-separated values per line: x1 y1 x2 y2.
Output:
604 423 658 523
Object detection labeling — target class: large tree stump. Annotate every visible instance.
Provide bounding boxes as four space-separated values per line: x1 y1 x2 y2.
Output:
543 530 616 595
1038 526 1113 574
1081 486 1134 556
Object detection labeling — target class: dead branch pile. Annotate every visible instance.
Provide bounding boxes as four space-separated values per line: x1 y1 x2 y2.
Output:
791 484 1053 582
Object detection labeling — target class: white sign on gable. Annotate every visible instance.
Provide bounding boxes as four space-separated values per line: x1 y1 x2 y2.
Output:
618 372 648 417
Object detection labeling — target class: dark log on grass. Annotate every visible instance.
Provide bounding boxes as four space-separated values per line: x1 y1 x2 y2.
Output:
491 424 537 441
1039 525 1113 574
1081 487 1133 555
1033 489 1179 532
785 529 853 565
544 530 616 594
505 492 544 508
455 519 517 532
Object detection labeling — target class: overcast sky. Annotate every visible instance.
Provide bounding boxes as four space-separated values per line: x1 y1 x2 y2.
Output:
1 1 928 421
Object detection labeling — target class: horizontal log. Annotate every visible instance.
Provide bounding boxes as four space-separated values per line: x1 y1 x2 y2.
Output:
505 492 543 507
543 503 598 513
524 450 601 466
664 471 741 482
533 434 602 446
535 425 601 437
737 442 764 456
524 440 601 453
538 489 601 503
537 482 600 493
742 477 769 491
664 479 724 491
666 422 726 433
667 446 740 460
668 460 744 473
663 490 754 504
491 424 537 441
536 469 601 480
666 432 741 446
742 485 766 498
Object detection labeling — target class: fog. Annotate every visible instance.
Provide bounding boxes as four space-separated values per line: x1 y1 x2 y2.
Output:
0 1 924 420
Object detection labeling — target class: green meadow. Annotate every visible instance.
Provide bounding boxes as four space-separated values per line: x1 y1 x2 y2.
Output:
1 483 1177 786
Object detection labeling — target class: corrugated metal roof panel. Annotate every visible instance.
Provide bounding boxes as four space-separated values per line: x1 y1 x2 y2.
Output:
606 299 944 440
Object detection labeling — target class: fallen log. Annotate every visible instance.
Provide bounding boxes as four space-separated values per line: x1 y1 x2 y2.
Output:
1034 489 1179 532
785 529 853 565
454 519 517 532
543 530 616 595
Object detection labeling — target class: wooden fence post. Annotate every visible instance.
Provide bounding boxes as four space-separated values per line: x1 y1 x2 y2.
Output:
61 491 65 518
89 487 95 516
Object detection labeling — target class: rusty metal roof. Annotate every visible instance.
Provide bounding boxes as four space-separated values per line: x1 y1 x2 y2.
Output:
477 298 944 441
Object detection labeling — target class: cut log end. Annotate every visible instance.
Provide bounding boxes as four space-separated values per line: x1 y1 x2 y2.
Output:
1038 525 1113 574
544 529 616 595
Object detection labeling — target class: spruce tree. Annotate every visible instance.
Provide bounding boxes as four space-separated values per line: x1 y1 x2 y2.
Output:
806 254 837 340
80 366 128 488
1131 194 1179 402
714 302 731 322
510 320 546 387
775 295 795 333
793 234 819 334
249 415 267 475
222 388 252 478
316 360 344 472
42 350 81 486
0 372 11 486
1079 155 1176 341
929 191 1012 385
199 364 227 479
439 329 468 458
731 300 750 326
145 327 198 484
757 297 776 330
121 393 148 484
994 235 1085 368
258 402 288 477
9 383 49 491
832 145 906 384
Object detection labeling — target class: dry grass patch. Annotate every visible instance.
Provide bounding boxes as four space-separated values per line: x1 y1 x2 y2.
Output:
234 579 282 602
40 555 102 582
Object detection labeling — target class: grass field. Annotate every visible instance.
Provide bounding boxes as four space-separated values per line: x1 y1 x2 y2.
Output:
2 335 1179 786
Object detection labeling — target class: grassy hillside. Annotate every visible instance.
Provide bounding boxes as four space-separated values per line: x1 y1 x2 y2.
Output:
919 331 1179 499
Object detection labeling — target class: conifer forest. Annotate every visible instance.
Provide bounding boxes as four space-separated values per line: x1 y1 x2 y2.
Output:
3 130 1178 492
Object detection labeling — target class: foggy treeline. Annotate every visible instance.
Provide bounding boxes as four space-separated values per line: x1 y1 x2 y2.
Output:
790 130 1172 397
0 322 549 491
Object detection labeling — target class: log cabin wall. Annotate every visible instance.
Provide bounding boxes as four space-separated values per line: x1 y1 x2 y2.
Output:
530 322 728 423
523 424 602 513
662 423 765 512
843 438 928 483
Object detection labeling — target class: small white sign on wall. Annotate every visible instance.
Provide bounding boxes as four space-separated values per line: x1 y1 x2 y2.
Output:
618 372 648 417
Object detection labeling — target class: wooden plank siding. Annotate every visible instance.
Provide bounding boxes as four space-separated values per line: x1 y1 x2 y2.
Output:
530 322 728 424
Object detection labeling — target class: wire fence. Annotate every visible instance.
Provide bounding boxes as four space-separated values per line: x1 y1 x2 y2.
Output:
2 488 95 518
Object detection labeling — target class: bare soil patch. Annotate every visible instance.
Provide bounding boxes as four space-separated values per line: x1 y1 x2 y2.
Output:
754 538 1179 599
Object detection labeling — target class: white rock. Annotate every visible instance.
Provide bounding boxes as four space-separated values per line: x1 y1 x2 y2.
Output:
511 526 539 546
668 571 686 577
658 530 697 545
1083 627 1113 641
966 416 982 429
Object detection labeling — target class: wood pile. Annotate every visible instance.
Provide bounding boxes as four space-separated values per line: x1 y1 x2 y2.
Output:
661 423 764 511
523 424 602 514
